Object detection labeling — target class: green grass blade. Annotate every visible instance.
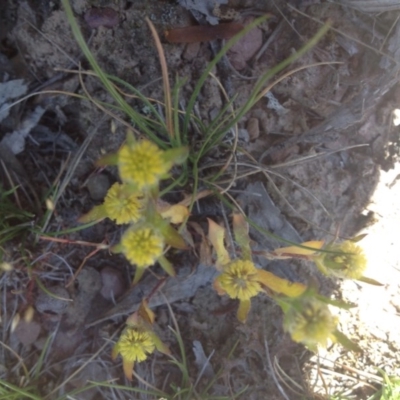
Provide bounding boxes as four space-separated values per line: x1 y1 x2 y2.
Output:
182 14 271 138
213 21 332 139
0 380 41 400
61 0 164 146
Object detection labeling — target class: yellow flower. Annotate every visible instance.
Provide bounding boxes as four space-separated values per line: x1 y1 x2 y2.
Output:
103 183 143 224
121 227 164 268
283 297 337 349
118 140 171 190
216 259 261 301
114 327 155 363
112 326 156 380
314 240 367 279
214 259 262 323
214 258 307 323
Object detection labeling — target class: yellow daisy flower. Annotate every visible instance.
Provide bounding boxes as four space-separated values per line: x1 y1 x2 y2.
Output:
103 183 143 225
114 327 155 363
121 227 164 268
112 326 155 380
315 240 367 279
118 140 171 190
216 259 262 301
283 297 338 349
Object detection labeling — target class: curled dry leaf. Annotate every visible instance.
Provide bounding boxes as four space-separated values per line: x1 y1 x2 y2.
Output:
165 23 244 43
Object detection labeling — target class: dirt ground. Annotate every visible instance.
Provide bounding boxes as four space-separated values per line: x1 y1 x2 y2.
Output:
1 0 400 399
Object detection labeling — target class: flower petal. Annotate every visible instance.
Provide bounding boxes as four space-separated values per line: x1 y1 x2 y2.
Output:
159 204 189 224
257 270 306 297
123 359 135 381
208 219 230 269
356 276 384 286
133 267 146 285
78 204 107 223
158 255 176 277
271 241 325 258
163 146 189 165
160 223 188 250
237 299 251 323
213 277 227 296
149 331 171 355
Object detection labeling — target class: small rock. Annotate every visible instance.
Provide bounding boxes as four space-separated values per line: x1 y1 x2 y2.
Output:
227 18 262 70
77 267 102 294
35 286 70 315
100 267 125 300
238 128 249 142
246 117 260 141
14 320 41 346
87 174 110 201
183 42 200 61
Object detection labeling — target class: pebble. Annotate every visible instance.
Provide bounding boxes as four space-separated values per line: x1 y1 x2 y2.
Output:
100 267 125 300
14 320 41 346
246 117 260 141
87 174 110 201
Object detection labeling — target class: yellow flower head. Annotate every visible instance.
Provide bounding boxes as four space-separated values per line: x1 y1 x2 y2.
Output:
114 327 155 364
118 140 171 190
121 227 164 268
283 298 337 349
216 259 262 301
315 240 367 279
103 183 143 224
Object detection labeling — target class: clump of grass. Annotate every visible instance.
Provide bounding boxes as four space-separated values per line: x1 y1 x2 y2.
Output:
368 370 400 400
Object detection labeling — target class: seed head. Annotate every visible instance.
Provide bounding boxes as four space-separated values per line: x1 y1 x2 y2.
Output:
217 259 262 301
121 227 164 267
283 298 337 348
315 240 367 279
103 183 143 224
114 327 155 364
118 140 171 190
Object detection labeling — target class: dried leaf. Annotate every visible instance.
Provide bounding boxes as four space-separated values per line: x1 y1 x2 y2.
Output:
159 203 189 224
190 221 212 265
138 300 155 325
165 23 244 43
237 299 251 323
